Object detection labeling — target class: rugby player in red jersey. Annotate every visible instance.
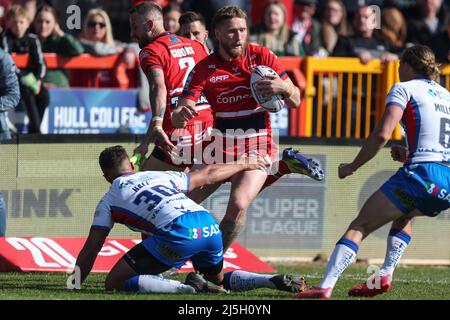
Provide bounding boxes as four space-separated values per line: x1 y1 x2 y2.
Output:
173 6 325 250
130 2 213 171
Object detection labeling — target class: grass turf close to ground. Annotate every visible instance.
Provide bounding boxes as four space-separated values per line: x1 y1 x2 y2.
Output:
0 264 449 300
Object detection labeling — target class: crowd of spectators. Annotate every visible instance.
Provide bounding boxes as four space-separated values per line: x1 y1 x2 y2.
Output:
0 0 449 134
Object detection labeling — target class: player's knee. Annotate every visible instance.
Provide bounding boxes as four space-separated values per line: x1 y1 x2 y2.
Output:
348 219 376 238
227 198 251 217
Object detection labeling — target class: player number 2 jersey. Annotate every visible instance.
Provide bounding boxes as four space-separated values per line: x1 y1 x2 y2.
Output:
91 171 205 235
386 78 450 164
139 33 212 130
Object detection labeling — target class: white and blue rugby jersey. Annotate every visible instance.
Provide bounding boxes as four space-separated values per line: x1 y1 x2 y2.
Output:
91 171 205 235
386 78 450 165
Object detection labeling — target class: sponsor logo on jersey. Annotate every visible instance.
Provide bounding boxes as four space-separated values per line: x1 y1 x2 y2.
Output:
169 35 181 43
209 74 229 83
188 224 220 239
217 86 252 104
208 64 216 69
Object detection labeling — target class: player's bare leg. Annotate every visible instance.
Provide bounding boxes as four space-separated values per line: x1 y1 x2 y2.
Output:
348 216 413 297
295 190 422 299
220 169 267 251
105 245 198 294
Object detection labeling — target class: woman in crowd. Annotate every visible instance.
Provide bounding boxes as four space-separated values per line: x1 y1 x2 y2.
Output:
320 0 351 55
378 7 408 49
250 1 303 57
73 8 136 88
33 4 84 88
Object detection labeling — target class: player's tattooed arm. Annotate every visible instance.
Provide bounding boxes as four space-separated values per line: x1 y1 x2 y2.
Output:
134 68 174 157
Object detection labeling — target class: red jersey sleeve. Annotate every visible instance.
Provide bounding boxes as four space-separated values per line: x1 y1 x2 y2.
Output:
139 45 164 77
261 47 289 80
182 65 206 103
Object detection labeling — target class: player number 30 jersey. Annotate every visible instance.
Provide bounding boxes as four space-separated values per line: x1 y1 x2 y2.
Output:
91 171 205 235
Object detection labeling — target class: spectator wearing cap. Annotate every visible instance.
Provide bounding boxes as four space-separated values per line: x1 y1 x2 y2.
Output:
332 5 400 63
292 0 322 56
406 0 449 45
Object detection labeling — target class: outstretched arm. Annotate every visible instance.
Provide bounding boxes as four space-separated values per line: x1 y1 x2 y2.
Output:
69 228 108 287
187 157 266 192
339 105 404 179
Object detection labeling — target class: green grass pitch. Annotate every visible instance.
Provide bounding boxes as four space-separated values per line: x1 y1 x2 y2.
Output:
0 264 449 300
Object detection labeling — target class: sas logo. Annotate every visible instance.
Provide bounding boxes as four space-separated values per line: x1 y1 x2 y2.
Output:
209 75 229 83
188 224 220 239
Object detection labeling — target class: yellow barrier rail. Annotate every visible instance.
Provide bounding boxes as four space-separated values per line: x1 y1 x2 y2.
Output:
303 58 450 140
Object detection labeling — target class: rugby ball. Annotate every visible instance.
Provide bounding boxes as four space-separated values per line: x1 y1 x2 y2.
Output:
250 65 285 113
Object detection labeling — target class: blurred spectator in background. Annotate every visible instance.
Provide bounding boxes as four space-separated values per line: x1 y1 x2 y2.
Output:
332 5 400 63
12 0 37 23
33 4 84 88
163 2 182 33
0 48 20 236
179 11 212 53
96 0 132 43
378 7 408 48
320 0 351 55
186 0 252 34
0 0 12 33
430 16 450 63
1 4 48 133
250 1 304 56
292 0 322 56
72 8 137 88
407 0 449 45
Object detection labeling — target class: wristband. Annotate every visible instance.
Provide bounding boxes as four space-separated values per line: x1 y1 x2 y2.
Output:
151 116 163 122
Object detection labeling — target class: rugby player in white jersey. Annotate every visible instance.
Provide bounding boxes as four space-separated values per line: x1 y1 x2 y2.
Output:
70 146 306 294
296 45 450 299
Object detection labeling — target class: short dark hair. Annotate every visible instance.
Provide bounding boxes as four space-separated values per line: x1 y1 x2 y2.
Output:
129 2 163 20
99 145 129 172
179 11 205 27
212 6 247 30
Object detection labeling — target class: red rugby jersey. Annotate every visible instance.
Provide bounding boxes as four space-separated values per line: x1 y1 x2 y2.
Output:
139 32 212 130
182 43 288 131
